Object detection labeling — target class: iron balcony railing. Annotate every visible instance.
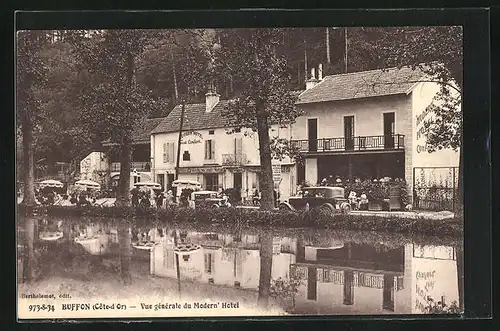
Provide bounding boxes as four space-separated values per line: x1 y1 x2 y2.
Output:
291 134 405 153
222 153 249 166
111 162 151 172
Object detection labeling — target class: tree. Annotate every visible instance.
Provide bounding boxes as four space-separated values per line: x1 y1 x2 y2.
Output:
16 30 52 206
213 28 302 211
69 30 162 206
374 27 463 205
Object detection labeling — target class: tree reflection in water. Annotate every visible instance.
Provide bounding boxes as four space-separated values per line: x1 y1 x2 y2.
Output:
257 231 273 308
118 220 132 284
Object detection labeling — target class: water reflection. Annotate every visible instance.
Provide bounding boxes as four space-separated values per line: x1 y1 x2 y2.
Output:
19 216 463 315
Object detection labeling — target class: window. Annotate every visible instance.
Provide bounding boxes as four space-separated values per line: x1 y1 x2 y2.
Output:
182 151 191 161
204 140 216 160
204 253 215 274
163 142 176 163
204 174 219 191
209 130 215 135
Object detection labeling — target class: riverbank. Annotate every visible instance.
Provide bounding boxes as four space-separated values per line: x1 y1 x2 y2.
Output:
18 205 463 237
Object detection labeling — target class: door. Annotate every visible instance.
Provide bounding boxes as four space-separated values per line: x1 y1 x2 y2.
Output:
344 116 355 151
297 162 306 186
233 172 242 190
166 174 175 191
308 119 318 152
383 112 395 148
157 174 165 191
204 174 219 191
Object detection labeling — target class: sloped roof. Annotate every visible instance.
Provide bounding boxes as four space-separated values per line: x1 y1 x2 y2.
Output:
102 117 164 145
296 67 424 105
152 91 306 135
151 100 232 134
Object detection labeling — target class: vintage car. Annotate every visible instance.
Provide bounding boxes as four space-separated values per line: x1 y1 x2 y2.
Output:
191 191 231 209
279 186 351 215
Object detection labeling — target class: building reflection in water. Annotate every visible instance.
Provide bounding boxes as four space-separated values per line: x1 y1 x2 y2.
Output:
146 228 459 315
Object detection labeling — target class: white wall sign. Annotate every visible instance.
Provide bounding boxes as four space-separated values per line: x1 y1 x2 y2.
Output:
181 131 203 145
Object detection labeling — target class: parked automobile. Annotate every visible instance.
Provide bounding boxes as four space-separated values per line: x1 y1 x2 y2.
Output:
191 191 231 209
279 186 351 216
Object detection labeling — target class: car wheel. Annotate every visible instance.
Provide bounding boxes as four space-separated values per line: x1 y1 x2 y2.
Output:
340 202 351 214
212 204 219 209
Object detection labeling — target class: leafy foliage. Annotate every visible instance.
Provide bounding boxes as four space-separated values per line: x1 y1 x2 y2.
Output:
212 29 302 210
423 297 463 315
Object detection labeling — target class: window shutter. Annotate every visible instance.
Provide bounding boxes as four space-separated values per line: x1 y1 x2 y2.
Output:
236 138 243 154
170 142 175 163
163 143 167 163
211 253 215 274
204 253 209 273
211 140 215 160
204 141 209 160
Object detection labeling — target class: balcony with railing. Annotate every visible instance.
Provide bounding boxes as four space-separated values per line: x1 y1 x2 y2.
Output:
291 134 405 153
110 161 151 172
222 153 249 166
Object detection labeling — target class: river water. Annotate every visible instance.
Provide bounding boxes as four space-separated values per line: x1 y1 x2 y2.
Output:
17 216 463 317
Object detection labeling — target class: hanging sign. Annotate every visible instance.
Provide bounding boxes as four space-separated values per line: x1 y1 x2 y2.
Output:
272 164 282 182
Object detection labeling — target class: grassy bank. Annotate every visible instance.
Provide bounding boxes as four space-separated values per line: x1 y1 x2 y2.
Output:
18 205 463 237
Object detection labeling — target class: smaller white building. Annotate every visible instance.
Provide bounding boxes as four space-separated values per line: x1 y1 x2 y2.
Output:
79 152 108 184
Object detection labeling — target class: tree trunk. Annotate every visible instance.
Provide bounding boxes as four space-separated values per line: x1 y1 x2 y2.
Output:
21 112 36 206
170 47 179 100
23 216 36 282
256 111 275 211
257 231 273 308
118 221 132 284
116 142 132 206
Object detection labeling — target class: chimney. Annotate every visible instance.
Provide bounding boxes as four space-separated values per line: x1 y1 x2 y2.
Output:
318 64 323 80
205 87 220 113
305 67 319 90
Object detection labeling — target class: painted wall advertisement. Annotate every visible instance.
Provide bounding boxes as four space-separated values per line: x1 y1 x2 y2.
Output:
411 245 459 314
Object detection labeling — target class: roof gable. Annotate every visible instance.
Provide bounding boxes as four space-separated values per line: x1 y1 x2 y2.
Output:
151 100 231 135
296 67 424 105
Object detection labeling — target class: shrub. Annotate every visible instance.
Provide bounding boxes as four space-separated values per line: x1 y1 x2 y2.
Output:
17 205 463 237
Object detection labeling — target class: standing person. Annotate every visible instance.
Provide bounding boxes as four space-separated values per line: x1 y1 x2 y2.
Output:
253 189 260 206
131 187 140 207
156 191 164 209
327 175 335 186
165 190 174 206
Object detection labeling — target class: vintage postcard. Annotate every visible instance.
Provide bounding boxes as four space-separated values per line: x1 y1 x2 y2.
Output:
16 24 464 319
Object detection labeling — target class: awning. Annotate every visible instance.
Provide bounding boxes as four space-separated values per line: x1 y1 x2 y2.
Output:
178 166 225 174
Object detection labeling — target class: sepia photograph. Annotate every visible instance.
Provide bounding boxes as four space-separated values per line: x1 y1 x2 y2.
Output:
16 25 464 319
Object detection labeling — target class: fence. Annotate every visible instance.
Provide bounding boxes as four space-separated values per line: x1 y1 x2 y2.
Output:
412 167 460 211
